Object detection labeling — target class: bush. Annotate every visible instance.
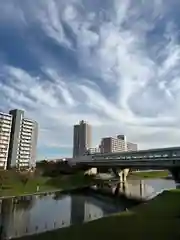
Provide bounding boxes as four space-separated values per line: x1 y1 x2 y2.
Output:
2 185 11 190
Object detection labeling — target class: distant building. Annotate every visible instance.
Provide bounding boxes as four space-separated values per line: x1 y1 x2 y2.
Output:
127 142 138 151
0 109 38 170
117 135 127 141
87 147 101 155
0 112 13 169
100 135 127 153
100 135 138 153
73 120 91 158
7 109 38 170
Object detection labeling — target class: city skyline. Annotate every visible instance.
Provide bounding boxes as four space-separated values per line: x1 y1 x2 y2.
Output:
1 1 180 159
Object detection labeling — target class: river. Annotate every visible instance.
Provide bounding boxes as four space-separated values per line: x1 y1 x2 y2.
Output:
0 178 178 239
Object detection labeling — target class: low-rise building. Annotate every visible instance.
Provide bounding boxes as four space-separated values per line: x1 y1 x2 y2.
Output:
127 142 138 151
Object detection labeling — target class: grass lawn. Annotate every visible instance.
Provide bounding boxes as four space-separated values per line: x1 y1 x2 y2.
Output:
16 189 180 240
129 170 169 179
0 170 93 198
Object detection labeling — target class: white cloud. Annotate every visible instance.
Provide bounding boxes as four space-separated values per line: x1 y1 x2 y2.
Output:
1 0 180 158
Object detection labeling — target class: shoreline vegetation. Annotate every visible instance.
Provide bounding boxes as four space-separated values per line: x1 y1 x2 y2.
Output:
0 165 179 240
129 170 170 179
0 170 93 199
0 169 172 199
16 189 180 240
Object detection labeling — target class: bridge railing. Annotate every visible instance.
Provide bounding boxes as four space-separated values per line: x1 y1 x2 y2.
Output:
85 147 180 161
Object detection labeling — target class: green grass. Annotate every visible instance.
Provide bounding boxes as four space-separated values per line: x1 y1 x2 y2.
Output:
0 170 93 198
130 170 169 179
17 189 180 240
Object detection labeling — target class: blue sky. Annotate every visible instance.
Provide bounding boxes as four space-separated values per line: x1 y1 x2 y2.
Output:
1 0 180 160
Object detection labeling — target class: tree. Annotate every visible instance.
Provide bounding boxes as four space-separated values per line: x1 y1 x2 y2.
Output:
20 174 29 186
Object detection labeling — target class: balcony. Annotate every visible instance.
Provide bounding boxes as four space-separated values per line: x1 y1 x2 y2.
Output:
20 143 31 147
21 139 31 143
0 140 8 144
0 122 11 128
19 151 30 155
19 147 30 151
0 146 8 150
0 150 7 154
0 115 12 121
20 144 31 147
0 158 7 162
22 120 33 126
21 132 32 136
0 135 9 139
0 129 10 134
18 163 29 167
19 158 30 161
21 135 31 140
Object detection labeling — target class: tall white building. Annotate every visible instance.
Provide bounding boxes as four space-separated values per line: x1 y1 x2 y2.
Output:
0 112 12 169
8 109 38 170
17 118 38 169
0 109 38 170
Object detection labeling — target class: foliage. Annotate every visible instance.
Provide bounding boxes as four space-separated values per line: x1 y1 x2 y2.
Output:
129 170 169 179
19 174 29 185
0 169 94 198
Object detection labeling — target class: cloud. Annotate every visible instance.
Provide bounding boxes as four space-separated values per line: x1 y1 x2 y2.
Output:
1 0 180 158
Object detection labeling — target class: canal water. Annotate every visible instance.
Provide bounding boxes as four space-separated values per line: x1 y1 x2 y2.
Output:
0 178 178 239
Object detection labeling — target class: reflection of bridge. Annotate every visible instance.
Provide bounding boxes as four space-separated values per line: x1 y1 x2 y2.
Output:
73 147 180 183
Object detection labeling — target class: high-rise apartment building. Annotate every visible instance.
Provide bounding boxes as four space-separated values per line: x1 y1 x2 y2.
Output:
0 112 12 169
100 135 138 153
100 136 127 153
0 109 38 170
73 120 91 158
7 109 38 169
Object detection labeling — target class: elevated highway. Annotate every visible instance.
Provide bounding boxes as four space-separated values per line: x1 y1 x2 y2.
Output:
73 146 180 183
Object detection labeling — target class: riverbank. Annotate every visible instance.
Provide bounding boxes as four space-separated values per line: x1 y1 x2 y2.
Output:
129 170 169 179
17 189 180 240
0 170 93 199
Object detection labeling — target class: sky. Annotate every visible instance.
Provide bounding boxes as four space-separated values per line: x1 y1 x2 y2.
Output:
1 0 180 160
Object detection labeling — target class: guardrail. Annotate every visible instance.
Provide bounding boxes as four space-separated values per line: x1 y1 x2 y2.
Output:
76 158 180 167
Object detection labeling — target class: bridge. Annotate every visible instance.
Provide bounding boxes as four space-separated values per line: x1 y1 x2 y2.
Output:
72 146 180 183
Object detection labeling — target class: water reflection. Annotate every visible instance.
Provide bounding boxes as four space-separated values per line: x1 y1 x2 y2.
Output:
0 192 125 239
112 178 176 199
0 179 177 239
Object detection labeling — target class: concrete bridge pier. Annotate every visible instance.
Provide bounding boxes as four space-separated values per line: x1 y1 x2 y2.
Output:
140 180 144 198
112 168 130 182
170 167 180 183
84 168 97 176
123 168 130 181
